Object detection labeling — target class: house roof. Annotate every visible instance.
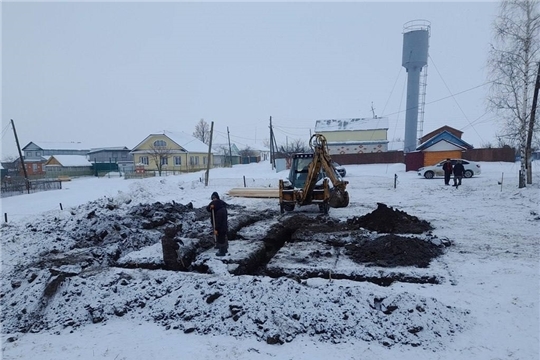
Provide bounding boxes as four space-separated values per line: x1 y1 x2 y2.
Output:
23 141 91 151
315 117 389 132
131 131 210 153
165 131 210 152
212 143 240 156
416 130 473 151
45 155 92 167
420 126 463 144
87 146 130 154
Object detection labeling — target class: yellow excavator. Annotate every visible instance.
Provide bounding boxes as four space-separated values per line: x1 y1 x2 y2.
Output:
278 134 350 214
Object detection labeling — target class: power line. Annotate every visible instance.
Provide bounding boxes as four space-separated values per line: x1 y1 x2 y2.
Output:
428 54 486 143
382 80 493 119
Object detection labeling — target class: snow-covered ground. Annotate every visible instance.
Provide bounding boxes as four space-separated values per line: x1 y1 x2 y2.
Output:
1 161 539 360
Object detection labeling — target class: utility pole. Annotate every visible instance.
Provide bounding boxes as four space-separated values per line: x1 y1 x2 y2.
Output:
205 121 214 186
11 119 29 193
227 126 233 167
269 116 275 170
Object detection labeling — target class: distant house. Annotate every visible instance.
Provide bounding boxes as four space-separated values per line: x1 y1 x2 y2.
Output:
87 147 132 163
416 127 473 166
44 155 93 177
212 143 241 166
0 164 6 182
23 141 90 157
1 158 21 177
130 131 212 173
236 141 270 164
87 147 133 174
403 125 474 171
21 141 91 176
314 117 389 155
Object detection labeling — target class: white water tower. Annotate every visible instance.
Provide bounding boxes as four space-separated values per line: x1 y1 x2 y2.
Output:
402 20 430 153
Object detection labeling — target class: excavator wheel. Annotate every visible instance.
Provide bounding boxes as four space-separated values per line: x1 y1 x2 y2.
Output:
280 203 295 213
328 189 349 208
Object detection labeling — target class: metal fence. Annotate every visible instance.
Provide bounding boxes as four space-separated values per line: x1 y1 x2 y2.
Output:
1 178 62 198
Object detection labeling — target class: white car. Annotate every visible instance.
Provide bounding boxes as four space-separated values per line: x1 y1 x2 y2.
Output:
418 159 481 179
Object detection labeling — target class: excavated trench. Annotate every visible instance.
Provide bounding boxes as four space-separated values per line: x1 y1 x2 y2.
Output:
118 201 445 286
29 200 447 289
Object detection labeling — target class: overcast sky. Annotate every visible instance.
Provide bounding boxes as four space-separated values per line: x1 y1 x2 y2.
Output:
2 1 500 159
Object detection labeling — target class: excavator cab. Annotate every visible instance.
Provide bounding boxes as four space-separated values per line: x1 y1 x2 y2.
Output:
279 134 349 214
288 154 321 188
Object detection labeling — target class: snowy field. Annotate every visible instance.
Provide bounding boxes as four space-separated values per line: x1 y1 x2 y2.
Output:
1 161 539 360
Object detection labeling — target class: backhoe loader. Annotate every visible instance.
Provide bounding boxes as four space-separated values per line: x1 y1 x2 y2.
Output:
279 134 349 214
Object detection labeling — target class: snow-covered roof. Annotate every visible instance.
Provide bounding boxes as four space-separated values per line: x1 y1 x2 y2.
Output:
88 146 129 154
315 117 389 132
25 141 92 151
46 155 92 167
165 131 209 153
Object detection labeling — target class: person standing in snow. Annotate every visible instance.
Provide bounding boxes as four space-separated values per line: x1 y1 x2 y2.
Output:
206 191 228 256
452 160 465 188
442 158 453 186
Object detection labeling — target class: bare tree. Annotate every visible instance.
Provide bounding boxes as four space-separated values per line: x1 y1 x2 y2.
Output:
238 146 257 159
214 144 231 167
193 119 211 145
488 0 540 187
278 138 309 158
1 155 18 163
148 143 174 176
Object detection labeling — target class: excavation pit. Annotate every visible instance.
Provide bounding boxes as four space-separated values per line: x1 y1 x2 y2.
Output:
114 203 447 286
2 199 465 348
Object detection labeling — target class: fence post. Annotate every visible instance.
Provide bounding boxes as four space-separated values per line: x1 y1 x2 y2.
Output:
394 174 398 189
243 176 246 187
4 213 7 223
59 203 63 210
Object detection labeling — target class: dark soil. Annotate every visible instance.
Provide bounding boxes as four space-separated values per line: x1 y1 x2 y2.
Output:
345 234 443 268
347 202 433 234
259 202 442 270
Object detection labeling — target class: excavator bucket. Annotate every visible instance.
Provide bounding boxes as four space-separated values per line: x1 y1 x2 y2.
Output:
328 188 349 208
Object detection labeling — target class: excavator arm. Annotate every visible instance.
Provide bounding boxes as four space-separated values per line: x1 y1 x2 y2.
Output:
307 134 349 208
279 134 349 213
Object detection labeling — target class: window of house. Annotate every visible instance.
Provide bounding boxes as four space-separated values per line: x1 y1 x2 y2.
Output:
160 157 168 165
174 156 182 165
140 156 149 165
203 156 207 165
36 152 41 156
32 164 38 172
153 140 167 147
27 151 33 157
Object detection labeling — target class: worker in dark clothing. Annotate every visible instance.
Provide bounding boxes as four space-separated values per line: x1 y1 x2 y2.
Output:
206 192 228 256
161 225 184 270
453 160 465 188
442 158 453 185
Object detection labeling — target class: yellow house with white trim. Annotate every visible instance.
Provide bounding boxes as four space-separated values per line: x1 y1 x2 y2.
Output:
130 131 212 174
314 117 389 155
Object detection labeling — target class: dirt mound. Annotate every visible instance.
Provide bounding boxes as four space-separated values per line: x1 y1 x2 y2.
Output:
345 234 443 268
348 203 433 234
